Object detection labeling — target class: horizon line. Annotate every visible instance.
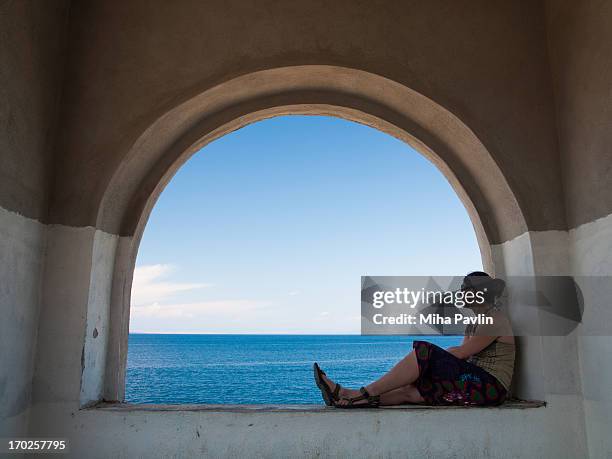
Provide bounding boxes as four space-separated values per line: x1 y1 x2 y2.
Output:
127 332 458 337
129 331 362 335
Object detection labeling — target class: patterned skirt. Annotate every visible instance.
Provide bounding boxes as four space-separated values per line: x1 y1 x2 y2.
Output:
413 340 507 406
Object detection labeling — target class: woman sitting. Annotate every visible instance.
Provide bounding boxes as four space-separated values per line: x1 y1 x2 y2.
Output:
314 271 515 407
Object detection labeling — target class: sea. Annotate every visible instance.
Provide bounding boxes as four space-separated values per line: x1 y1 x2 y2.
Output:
125 334 462 404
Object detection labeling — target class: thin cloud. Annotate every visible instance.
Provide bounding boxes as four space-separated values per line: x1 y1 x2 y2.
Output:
131 299 272 319
131 264 211 306
128 265 360 334
129 299 280 333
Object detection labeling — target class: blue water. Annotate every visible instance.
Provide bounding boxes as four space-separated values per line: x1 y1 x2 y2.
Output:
126 334 462 404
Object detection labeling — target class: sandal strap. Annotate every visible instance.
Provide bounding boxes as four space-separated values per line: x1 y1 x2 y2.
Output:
314 363 343 404
332 384 342 400
317 364 341 401
359 387 381 407
338 387 381 407
345 393 368 405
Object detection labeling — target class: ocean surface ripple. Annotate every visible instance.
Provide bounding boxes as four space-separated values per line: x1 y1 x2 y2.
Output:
126 334 461 404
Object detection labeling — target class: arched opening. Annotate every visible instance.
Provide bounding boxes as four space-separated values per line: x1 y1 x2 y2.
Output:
126 114 483 404
87 66 531 404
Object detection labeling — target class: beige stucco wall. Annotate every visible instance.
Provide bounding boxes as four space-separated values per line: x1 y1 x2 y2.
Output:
545 0 612 228
47 0 566 243
545 1 612 456
1 0 611 457
0 0 69 439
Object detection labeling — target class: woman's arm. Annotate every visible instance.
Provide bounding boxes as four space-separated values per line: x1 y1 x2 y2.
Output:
446 334 469 358
447 335 497 360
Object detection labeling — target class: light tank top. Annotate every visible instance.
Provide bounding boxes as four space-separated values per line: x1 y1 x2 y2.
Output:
465 310 515 390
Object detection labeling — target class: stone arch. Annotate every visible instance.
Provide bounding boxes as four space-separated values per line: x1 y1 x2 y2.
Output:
94 66 529 401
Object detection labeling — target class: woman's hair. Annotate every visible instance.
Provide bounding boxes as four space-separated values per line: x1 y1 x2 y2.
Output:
461 271 505 303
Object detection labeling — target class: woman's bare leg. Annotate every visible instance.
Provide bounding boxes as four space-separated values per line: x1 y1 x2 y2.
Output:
319 350 422 405
379 384 424 406
363 350 420 397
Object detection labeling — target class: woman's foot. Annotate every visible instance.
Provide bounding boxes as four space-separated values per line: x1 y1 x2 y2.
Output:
319 372 361 403
321 372 372 408
313 363 379 407
313 363 361 405
335 387 381 408
313 364 380 408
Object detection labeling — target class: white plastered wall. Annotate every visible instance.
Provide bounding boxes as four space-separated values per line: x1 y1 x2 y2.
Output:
31 224 121 412
20 219 593 458
491 229 588 456
0 207 46 438
570 212 612 458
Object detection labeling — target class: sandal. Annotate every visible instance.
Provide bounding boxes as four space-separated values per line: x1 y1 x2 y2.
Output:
334 387 380 409
313 363 342 406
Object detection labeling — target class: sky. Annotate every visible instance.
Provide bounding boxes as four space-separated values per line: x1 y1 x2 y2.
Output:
130 115 482 334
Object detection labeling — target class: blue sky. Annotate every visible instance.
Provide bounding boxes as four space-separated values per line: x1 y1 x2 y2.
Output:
130 116 482 334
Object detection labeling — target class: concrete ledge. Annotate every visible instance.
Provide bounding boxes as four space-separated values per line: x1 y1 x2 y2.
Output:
32 396 581 458
91 399 545 413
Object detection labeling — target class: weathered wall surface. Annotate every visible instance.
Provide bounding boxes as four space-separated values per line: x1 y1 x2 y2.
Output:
545 0 612 228
0 0 69 438
48 0 565 243
569 215 612 459
0 208 46 438
2 1 610 457
0 0 67 220
27 400 585 459
545 1 612 456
